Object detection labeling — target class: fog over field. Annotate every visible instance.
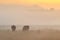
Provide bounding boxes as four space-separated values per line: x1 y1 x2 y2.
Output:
0 5 60 40
0 5 60 25
0 5 60 31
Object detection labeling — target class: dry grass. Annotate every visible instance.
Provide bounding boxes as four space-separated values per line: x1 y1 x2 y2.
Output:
0 29 60 40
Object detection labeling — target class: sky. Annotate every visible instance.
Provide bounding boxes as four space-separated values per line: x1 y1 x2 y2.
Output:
0 6 60 25
0 0 60 9
0 0 60 25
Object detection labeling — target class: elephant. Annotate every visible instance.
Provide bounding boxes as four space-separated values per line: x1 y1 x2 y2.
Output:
11 25 16 31
23 25 29 31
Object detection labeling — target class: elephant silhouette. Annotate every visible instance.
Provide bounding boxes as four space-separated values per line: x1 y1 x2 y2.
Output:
23 25 29 31
11 25 16 31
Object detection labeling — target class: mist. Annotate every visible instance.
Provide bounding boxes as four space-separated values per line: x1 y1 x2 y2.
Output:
0 5 60 25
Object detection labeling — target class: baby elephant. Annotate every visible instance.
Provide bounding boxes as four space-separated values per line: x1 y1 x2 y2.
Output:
23 25 29 31
11 25 16 32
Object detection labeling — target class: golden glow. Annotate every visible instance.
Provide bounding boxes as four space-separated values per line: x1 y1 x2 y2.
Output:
0 0 60 9
0 0 60 4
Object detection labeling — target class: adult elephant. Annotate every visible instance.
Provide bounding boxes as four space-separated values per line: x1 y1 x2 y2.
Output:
11 25 16 31
23 25 29 31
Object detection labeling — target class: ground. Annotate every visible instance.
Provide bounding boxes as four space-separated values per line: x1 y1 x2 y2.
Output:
0 29 60 40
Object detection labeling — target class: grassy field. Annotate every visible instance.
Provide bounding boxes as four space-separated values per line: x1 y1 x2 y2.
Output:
0 29 60 40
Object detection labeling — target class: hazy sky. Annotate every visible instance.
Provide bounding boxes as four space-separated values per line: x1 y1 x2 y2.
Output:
0 0 60 25
0 5 60 25
0 0 60 9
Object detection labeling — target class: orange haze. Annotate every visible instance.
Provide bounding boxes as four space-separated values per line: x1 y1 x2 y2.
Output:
0 0 60 9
